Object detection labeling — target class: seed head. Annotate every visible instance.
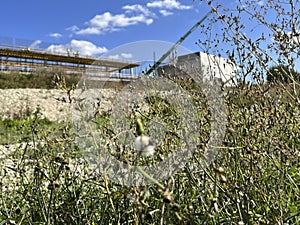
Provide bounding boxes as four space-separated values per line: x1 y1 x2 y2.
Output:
134 135 156 156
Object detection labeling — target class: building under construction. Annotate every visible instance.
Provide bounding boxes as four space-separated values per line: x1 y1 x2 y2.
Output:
0 45 140 81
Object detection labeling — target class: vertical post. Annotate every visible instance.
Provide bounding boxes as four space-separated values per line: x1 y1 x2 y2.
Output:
153 51 156 76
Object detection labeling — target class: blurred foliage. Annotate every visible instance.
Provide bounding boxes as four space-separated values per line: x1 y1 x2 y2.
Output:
267 64 300 83
0 80 299 224
1 0 300 224
0 70 80 89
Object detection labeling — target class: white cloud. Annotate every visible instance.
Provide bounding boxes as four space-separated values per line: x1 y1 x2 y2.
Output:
123 4 155 17
66 25 80 32
47 40 108 56
30 40 42 49
107 53 133 60
49 33 62 38
107 54 120 60
70 1 192 36
147 0 192 10
159 10 173 16
47 44 66 54
75 11 153 35
69 40 108 55
121 53 133 59
76 27 103 35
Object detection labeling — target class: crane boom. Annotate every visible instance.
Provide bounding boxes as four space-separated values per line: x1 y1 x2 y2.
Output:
144 10 213 75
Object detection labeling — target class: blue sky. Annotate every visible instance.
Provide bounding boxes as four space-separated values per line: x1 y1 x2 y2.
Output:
1 0 299 73
0 0 212 57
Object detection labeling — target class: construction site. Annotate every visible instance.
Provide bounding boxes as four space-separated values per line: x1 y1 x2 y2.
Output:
0 41 140 82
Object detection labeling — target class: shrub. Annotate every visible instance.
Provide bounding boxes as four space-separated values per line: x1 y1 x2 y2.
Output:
0 71 80 89
267 65 300 83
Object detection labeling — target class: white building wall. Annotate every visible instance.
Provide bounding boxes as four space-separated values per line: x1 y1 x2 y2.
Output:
176 52 237 86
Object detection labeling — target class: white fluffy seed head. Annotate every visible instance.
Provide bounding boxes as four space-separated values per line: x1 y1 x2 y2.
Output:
134 135 156 156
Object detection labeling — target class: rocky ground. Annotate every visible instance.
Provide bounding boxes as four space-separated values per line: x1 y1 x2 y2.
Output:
0 89 70 121
0 88 117 122
0 88 119 190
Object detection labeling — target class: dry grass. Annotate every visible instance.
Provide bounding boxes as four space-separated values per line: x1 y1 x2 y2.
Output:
0 72 299 224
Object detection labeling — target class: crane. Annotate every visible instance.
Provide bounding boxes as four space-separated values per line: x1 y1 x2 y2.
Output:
144 10 213 76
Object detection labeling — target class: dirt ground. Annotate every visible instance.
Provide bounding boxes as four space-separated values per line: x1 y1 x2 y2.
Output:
0 88 117 122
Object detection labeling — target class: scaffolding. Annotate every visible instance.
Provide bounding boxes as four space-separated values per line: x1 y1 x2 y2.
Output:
0 45 140 80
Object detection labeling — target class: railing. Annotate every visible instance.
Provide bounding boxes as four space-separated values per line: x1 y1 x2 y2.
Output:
0 36 142 79
0 37 139 66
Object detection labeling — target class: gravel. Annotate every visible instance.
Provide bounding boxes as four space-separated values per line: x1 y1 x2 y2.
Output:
0 88 118 122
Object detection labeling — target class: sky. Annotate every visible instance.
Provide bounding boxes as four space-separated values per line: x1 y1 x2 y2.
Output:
0 0 299 73
0 0 213 59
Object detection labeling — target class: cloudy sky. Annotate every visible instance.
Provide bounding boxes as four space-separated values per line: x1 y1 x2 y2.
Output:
0 0 213 58
2 0 296 68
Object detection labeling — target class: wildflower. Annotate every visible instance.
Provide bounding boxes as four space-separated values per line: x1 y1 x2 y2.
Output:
134 117 156 156
134 135 156 156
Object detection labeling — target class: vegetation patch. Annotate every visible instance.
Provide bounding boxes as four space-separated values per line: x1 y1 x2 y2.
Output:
1 1 300 224
0 70 80 89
